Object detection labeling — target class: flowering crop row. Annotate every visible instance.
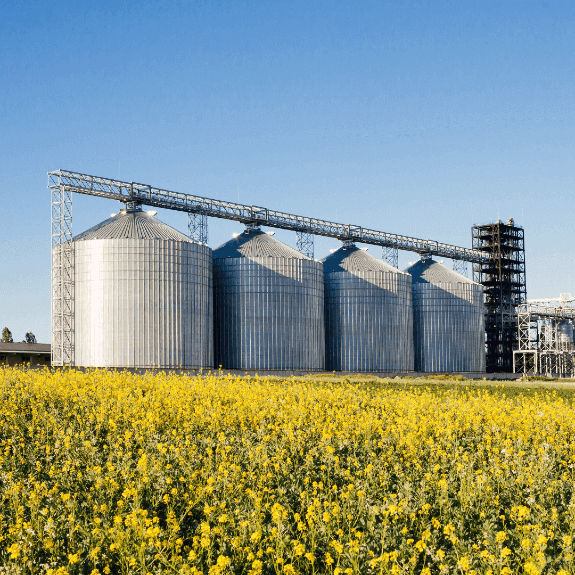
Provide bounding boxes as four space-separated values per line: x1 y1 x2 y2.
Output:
0 367 574 574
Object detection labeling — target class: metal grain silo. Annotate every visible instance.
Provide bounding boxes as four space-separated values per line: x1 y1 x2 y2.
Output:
70 207 212 368
403 257 485 373
322 242 414 372
213 226 324 371
557 321 574 349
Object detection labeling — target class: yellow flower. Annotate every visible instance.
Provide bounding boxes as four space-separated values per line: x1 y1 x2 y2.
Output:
294 543 305 556
330 540 343 554
523 563 540 575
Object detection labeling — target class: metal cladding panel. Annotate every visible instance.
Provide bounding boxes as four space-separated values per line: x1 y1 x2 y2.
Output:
71 238 213 368
324 270 414 372
412 282 486 372
213 257 325 371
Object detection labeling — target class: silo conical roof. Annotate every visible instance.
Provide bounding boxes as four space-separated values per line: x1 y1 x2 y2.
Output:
403 258 475 284
72 209 191 242
213 228 309 259
321 244 409 274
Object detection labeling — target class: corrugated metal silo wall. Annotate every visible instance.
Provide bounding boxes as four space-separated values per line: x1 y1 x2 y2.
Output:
72 238 213 368
413 282 485 372
325 270 414 372
214 257 325 370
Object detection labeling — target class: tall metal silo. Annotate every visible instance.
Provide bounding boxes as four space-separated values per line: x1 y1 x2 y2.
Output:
69 206 212 368
322 242 414 372
213 226 324 371
404 257 485 373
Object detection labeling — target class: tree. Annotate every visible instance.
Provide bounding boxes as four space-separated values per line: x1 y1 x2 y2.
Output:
1 328 13 343
24 332 36 344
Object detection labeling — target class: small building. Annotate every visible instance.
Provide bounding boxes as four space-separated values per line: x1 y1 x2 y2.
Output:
0 343 51 366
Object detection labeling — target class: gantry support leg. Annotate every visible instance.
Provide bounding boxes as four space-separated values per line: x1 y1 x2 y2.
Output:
51 178 74 366
383 246 398 268
296 231 314 259
453 259 468 277
188 212 208 245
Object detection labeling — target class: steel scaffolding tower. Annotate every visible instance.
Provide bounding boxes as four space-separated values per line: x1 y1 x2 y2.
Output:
51 179 74 366
452 259 468 277
188 211 208 245
296 231 314 259
513 295 575 377
472 219 526 372
383 246 399 268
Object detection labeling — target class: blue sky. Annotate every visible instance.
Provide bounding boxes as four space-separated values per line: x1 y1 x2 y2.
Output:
1 0 573 343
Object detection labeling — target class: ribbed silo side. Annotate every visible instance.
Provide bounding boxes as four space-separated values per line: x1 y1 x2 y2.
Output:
214 257 324 371
322 244 414 373
324 270 413 372
74 238 212 368
405 258 485 374
413 281 485 373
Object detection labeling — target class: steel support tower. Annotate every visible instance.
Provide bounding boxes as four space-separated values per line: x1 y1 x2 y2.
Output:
383 246 399 268
514 295 575 377
51 179 74 366
452 259 468 277
188 211 208 245
472 219 526 372
296 231 314 259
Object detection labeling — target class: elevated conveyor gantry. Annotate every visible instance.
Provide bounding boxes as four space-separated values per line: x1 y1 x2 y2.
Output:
49 169 489 263
48 168 490 366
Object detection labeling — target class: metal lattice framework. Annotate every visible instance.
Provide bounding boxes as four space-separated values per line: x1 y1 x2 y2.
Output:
188 211 208 245
452 259 468 277
472 220 527 372
513 295 575 377
51 180 74 366
48 170 489 263
296 231 314 260
383 246 399 268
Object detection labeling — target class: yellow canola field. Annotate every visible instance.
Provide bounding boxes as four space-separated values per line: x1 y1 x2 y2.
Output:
1 368 575 575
